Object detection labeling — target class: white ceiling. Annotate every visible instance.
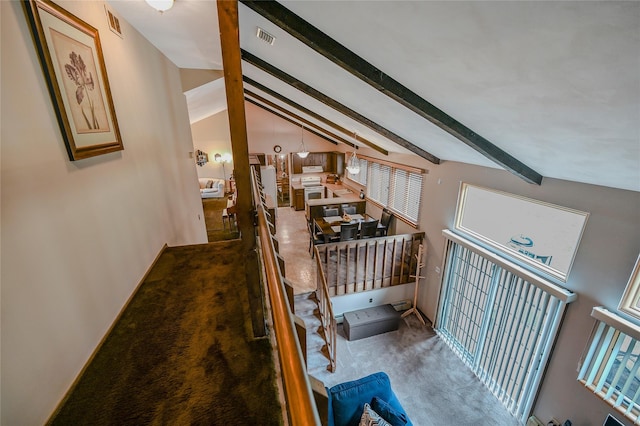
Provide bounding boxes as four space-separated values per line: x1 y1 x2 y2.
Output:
108 0 640 192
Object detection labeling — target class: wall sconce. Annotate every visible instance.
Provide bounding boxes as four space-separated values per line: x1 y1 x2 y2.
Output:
196 149 208 167
145 0 174 12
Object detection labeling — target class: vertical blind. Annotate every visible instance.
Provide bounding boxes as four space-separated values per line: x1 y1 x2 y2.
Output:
436 230 576 423
579 307 640 424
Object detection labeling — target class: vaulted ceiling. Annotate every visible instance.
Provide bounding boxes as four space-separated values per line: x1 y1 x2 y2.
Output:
108 0 639 191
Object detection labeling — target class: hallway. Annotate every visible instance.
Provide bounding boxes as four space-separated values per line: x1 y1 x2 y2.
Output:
48 242 283 425
274 206 317 294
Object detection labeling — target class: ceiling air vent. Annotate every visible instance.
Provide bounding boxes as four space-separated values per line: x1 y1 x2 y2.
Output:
256 27 275 46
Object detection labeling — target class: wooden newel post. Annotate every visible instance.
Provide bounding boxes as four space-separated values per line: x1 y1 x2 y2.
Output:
217 0 266 337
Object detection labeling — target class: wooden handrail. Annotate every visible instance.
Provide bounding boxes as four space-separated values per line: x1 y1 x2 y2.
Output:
315 246 337 372
252 170 321 426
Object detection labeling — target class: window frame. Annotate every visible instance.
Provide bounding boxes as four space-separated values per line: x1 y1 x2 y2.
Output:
347 154 425 227
619 255 640 321
346 156 368 186
578 307 640 423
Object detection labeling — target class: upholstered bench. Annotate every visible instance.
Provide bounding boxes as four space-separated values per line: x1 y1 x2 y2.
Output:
343 304 400 341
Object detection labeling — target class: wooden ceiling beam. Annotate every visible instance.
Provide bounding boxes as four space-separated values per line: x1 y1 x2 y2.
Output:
241 49 439 164
244 90 356 147
243 76 386 155
240 0 542 185
244 96 342 146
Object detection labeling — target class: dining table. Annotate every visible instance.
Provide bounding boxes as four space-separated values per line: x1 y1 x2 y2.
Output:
314 214 382 241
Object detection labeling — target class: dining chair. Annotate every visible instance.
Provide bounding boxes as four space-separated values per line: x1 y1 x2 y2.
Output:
359 219 379 239
340 222 359 242
377 208 393 236
341 204 357 215
323 207 339 217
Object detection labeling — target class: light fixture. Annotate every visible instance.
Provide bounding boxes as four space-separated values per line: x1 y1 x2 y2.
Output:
214 153 232 182
297 125 309 158
145 0 174 13
346 133 361 175
196 149 208 167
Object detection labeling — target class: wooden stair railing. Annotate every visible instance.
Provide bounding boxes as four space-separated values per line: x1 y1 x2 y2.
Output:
315 251 337 373
252 169 321 425
312 232 425 373
315 233 425 296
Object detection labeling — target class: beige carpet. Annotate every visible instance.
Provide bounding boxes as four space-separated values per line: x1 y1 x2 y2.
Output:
309 314 520 426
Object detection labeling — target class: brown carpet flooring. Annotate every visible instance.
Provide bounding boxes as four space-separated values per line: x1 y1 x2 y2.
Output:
49 242 283 425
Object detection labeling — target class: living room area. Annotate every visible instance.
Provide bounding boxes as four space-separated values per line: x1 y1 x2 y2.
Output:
268 201 519 425
192 166 520 424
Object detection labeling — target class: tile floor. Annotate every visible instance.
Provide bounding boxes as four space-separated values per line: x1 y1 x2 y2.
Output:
274 206 317 294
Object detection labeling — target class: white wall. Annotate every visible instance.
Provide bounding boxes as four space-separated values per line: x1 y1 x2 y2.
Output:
354 151 640 425
191 109 233 180
1 1 206 424
190 102 338 181
244 101 338 158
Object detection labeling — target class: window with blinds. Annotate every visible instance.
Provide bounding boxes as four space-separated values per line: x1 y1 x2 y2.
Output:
579 307 640 424
365 161 423 226
348 158 368 185
390 169 423 223
437 230 577 423
367 162 391 206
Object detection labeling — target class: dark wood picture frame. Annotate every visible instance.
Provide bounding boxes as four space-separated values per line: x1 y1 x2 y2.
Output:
23 0 123 160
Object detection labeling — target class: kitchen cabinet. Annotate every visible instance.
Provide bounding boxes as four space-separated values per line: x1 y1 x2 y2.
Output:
292 152 343 174
333 152 345 175
294 188 305 211
324 152 345 175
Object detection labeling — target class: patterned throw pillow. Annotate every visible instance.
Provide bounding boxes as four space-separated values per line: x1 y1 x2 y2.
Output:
206 180 214 189
359 403 392 426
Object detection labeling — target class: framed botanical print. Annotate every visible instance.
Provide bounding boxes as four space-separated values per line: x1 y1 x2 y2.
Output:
23 0 123 160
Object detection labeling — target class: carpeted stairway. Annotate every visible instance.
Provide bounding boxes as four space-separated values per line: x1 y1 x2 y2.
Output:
48 242 283 426
202 197 239 242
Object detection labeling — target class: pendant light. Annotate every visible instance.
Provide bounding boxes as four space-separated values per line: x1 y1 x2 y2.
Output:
297 125 309 158
346 132 361 175
145 0 174 12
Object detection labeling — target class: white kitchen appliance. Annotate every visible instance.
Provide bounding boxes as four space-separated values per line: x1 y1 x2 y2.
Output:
301 176 324 201
260 165 277 206
302 165 323 174
304 186 325 202
301 176 322 187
